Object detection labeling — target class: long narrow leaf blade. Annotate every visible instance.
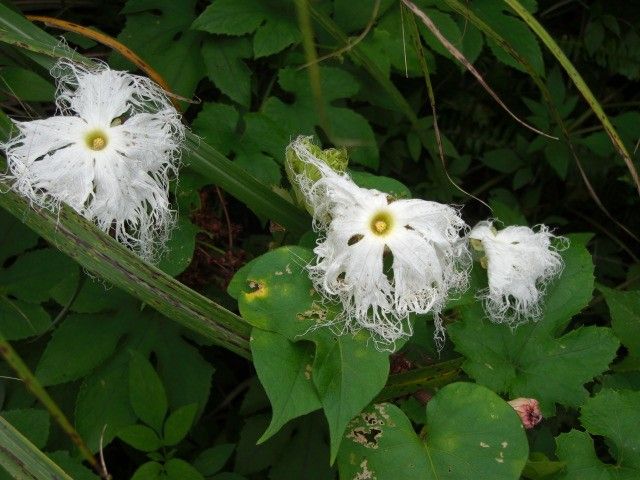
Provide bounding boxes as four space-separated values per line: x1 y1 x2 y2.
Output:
0 175 251 358
185 135 309 233
0 416 73 480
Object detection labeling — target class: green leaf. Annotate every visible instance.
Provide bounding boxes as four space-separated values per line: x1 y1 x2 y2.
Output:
113 0 204 99
0 209 38 264
251 328 321 442
555 389 640 478
192 102 240 155
55 279 131 314
117 424 162 452
158 217 199 277
131 461 164 480
450 238 619 413
538 234 595 333
521 452 565 479
193 444 235 476
268 413 333 480
263 67 379 168
0 299 50 341
76 354 136 452
472 0 544 74
312 330 389 463
1 409 49 449
154 326 215 413
201 38 252 107
129 351 168 432
234 414 292 475
47 451 100 480
553 431 610 480
482 149 523 173
192 0 299 57
211 474 247 480
601 287 640 370
229 248 389 460
333 0 394 33
192 104 283 188
163 403 198 446
338 383 529 479
228 246 323 340
580 389 640 469
0 66 54 102
36 314 127 386
0 248 78 303
419 8 464 61
192 0 269 35
165 458 205 480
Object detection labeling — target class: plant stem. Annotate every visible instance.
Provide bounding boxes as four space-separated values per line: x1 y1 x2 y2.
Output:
376 357 464 401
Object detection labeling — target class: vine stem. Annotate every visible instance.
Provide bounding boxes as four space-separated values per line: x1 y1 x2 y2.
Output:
376 357 464 401
0 331 111 479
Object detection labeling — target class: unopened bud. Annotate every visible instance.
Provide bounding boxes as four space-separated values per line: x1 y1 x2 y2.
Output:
285 136 348 215
508 397 542 429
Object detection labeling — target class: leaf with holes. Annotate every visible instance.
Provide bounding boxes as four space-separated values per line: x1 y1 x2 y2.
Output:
228 246 326 340
338 382 529 479
312 329 389 463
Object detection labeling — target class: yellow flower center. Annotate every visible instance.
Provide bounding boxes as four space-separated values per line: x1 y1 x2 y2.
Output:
85 130 108 151
374 220 387 233
370 211 393 236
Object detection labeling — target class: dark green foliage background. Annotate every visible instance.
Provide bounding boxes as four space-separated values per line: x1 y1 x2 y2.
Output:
0 0 639 479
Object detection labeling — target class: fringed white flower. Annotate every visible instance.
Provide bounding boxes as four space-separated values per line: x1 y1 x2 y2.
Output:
287 136 470 350
1 59 185 262
469 221 568 326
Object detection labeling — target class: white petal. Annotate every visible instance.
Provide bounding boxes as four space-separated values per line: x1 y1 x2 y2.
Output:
88 149 173 259
4 116 85 166
62 69 134 125
110 111 183 172
23 144 95 211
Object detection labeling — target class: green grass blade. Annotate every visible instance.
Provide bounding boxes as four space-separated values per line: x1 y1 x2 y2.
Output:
0 416 73 480
0 171 251 358
503 0 640 197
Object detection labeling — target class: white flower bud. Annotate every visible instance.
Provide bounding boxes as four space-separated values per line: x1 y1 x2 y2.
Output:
508 397 543 429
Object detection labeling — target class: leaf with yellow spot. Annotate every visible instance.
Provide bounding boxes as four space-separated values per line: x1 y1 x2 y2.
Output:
228 246 336 340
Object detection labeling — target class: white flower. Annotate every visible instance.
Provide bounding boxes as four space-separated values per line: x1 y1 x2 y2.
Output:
287 136 470 350
1 59 185 262
469 221 567 326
